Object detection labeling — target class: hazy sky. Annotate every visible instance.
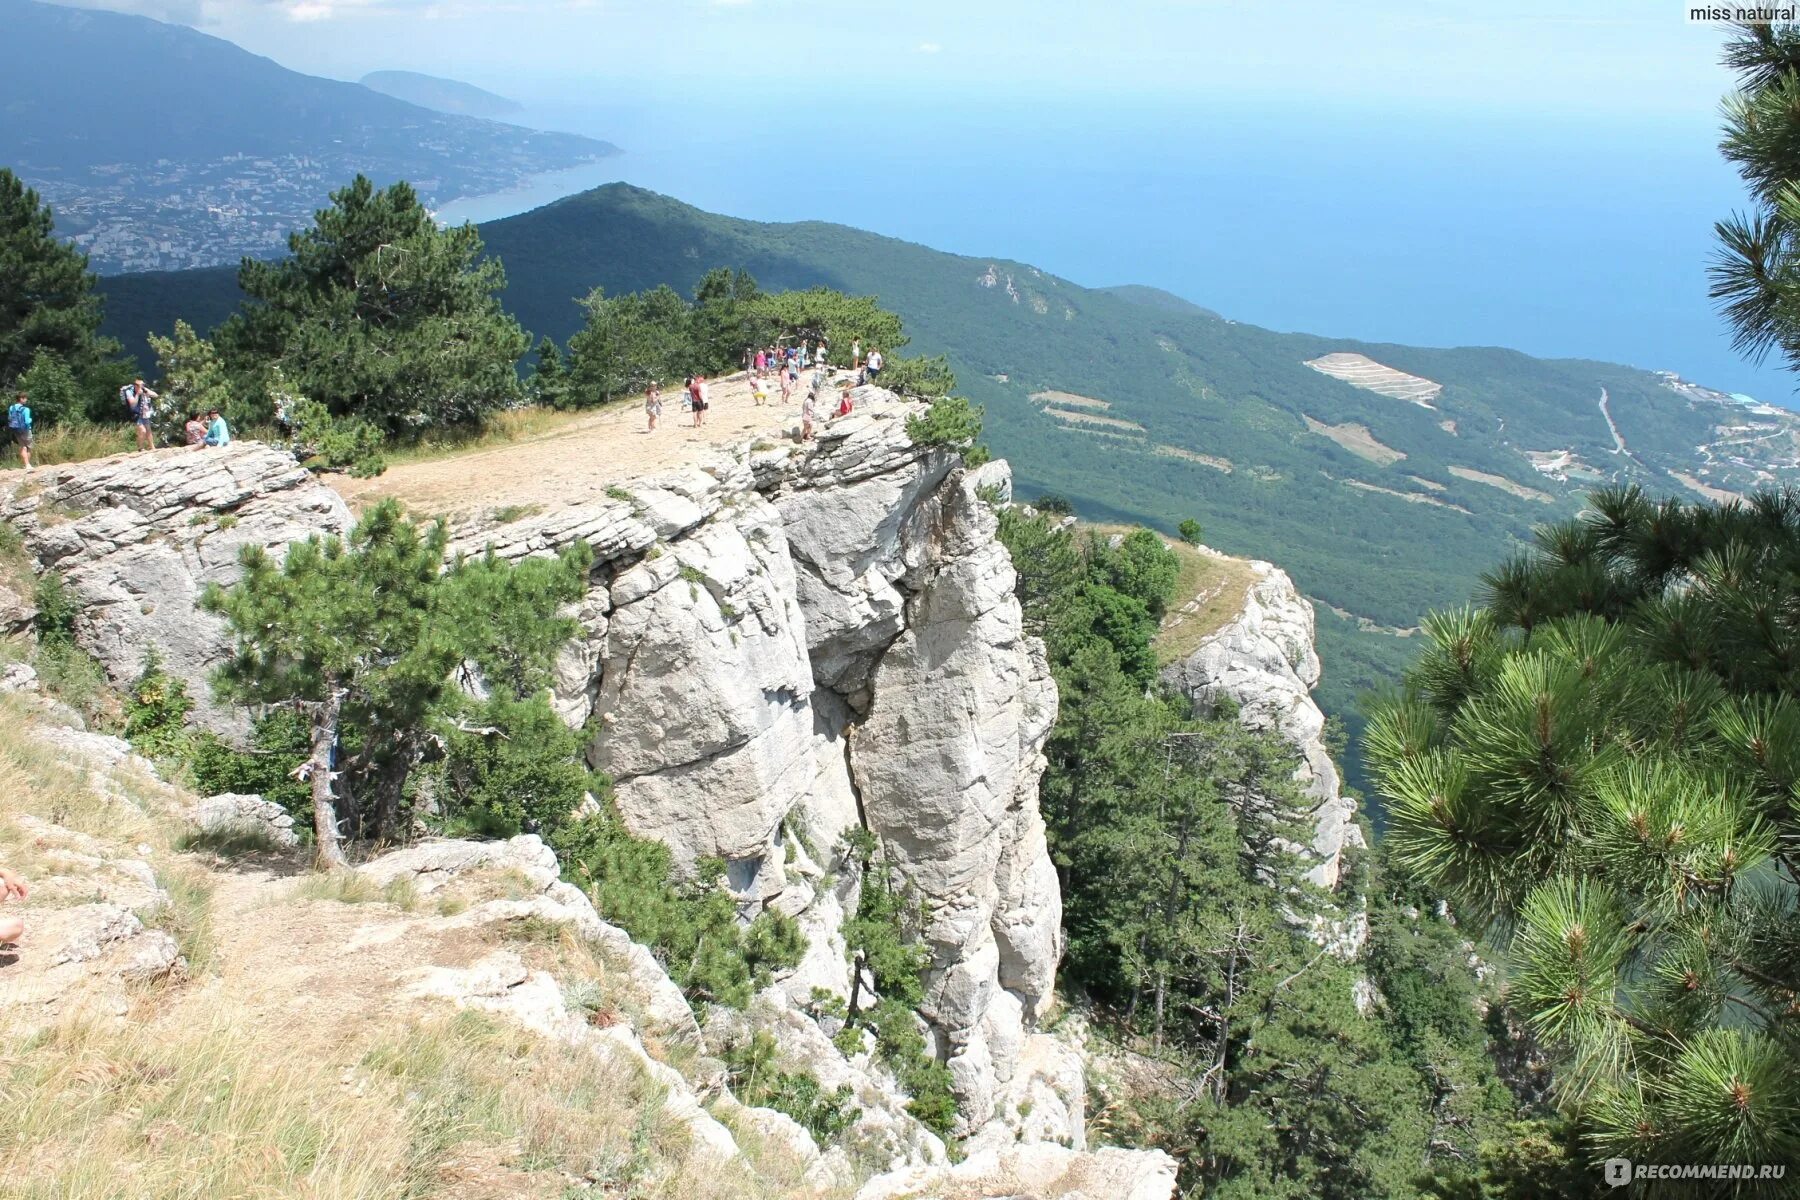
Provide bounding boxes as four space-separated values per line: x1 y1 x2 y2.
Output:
47 0 1743 117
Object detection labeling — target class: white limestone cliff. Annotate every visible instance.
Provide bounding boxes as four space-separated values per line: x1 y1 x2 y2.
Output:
1159 552 1365 890
0 444 353 736
0 394 1092 1164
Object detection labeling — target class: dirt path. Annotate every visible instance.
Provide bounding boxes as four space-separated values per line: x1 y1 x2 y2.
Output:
334 370 844 519
1598 386 1627 454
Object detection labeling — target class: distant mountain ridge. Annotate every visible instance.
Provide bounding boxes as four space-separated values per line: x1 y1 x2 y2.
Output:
0 0 618 271
359 70 523 119
93 183 1800 779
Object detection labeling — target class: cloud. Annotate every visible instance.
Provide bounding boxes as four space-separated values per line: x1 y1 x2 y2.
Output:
916 41 941 53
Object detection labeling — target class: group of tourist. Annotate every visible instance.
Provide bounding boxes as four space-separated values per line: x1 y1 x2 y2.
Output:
4 378 232 472
638 339 886 444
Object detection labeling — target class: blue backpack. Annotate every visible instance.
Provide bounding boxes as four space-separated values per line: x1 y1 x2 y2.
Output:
6 403 28 431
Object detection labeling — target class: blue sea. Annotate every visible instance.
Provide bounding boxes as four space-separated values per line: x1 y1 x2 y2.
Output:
439 86 1787 406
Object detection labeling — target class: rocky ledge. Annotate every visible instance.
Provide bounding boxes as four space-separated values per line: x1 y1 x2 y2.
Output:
1160 552 1365 891
0 397 1122 1177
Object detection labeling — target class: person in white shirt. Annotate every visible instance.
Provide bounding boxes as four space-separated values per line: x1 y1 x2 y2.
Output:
866 348 884 382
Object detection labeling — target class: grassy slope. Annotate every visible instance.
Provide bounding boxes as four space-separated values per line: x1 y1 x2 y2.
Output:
97 183 1794 795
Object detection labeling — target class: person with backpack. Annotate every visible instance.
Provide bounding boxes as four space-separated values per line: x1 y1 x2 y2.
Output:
7 392 33 471
121 378 159 450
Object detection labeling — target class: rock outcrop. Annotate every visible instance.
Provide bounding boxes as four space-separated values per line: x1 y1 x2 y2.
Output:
0 445 352 734
4 396 1076 1153
1160 553 1365 889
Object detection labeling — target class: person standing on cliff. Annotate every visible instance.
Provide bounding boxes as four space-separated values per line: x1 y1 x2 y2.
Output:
7 392 33 471
866 347 884 384
121 378 159 451
690 374 709 429
645 381 663 432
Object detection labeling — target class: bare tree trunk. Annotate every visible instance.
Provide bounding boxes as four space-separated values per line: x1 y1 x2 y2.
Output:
310 681 348 870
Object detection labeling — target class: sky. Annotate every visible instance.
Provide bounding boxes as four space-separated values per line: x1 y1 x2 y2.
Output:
43 0 1742 117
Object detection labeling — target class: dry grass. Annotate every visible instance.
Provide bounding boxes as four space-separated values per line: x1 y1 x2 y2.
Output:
1669 470 1740 505
1044 408 1146 432
0 423 136 473
1154 550 1259 666
291 869 420 911
1084 525 1258 666
1029 389 1111 411
1341 478 1472 514
0 697 164 851
0 1004 792 1200
137 863 218 975
0 692 837 1200
1152 444 1233 473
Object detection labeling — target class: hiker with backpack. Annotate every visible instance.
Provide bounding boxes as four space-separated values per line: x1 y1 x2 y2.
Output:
121 379 159 450
7 392 32 471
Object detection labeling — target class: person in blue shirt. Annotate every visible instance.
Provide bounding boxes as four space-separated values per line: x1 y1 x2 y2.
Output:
201 408 230 448
6 391 32 471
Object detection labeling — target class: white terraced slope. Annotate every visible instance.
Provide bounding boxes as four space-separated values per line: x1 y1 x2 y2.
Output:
1304 351 1444 408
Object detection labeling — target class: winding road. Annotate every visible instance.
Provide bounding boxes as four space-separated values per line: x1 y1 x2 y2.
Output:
1598 387 1627 455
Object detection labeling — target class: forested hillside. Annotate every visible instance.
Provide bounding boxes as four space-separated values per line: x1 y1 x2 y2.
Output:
95 183 1800 785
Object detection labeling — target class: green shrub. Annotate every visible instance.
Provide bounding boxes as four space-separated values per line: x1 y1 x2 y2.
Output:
430 694 596 838
722 1031 857 1144
552 809 806 1010
288 396 387 478
124 651 195 760
879 353 957 400
904 394 983 452
33 571 77 644
837 827 957 1136
189 709 312 821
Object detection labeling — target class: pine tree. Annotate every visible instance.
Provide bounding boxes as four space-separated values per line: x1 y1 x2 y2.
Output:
1365 487 1800 1177
215 176 530 436
1712 22 1800 375
0 168 129 414
690 267 770 368
202 500 590 865
567 284 693 406
528 336 572 410
146 320 232 434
